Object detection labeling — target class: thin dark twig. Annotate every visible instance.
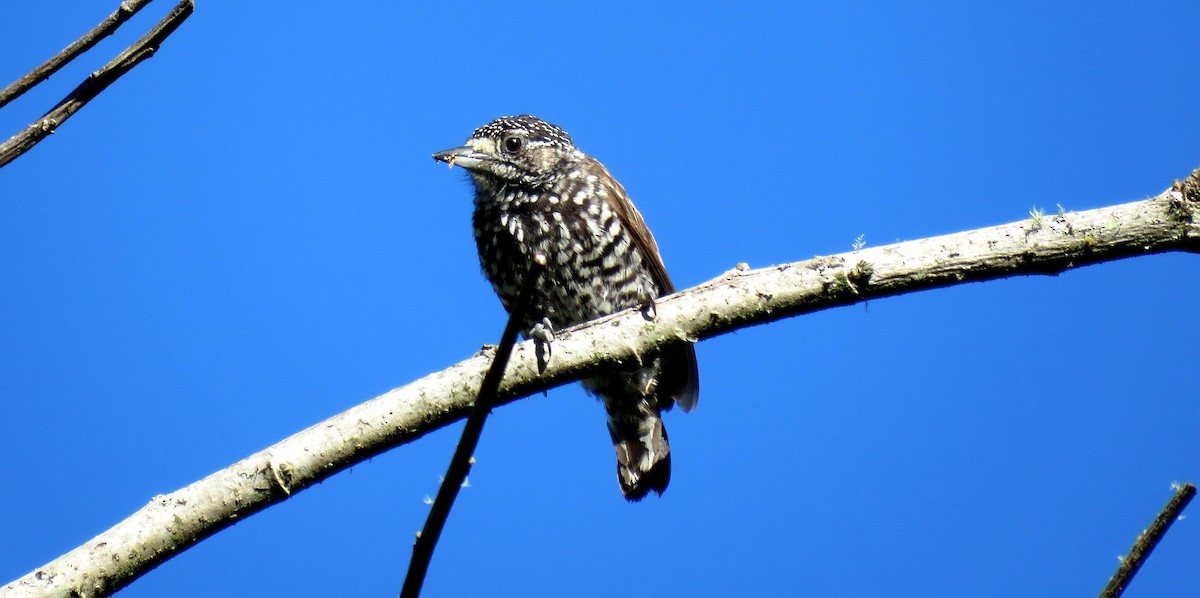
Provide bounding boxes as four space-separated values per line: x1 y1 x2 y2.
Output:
1099 482 1196 598
0 0 155 109
399 256 547 598
0 0 193 169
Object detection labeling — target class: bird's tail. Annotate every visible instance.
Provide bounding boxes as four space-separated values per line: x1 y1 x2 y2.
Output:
603 393 671 501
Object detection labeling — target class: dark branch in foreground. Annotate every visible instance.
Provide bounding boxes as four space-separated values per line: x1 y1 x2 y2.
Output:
0 0 155 109
1099 482 1196 598
4 170 1198 597
0 0 193 169
400 257 545 598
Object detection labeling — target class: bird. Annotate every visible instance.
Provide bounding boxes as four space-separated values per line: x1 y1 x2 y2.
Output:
433 115 699 501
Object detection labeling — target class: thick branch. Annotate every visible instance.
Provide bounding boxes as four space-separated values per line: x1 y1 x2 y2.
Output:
0 0 193 169
4 171 1198 597
0 0 155 109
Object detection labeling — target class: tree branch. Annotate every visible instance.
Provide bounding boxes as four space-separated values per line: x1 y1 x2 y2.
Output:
1100 482 1197 598
4 170 1198 597
0 0 193 169
0 0 156 110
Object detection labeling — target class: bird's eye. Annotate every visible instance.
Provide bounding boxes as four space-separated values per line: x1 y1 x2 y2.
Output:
502 135 523 153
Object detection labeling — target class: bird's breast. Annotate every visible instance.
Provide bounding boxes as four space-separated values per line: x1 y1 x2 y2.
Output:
473 187 656 328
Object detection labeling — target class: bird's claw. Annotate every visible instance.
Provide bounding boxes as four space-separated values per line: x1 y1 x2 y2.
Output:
531 316 555 372
639 288 658 321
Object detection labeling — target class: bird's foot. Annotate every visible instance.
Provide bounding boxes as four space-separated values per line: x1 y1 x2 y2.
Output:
531 316 555 373
638 288 658 321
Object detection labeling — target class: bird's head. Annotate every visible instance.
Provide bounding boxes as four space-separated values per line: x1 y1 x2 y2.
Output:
433 115 579 188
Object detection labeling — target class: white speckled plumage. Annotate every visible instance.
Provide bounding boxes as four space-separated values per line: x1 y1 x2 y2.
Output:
435 115 699 500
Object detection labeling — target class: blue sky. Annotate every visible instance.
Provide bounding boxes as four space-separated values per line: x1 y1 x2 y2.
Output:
2 2 1198 596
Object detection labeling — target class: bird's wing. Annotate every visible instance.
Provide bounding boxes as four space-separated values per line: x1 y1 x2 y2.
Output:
590 156 673 292
591 156 699 412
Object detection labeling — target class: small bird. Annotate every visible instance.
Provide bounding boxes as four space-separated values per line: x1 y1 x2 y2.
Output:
433 115 699 500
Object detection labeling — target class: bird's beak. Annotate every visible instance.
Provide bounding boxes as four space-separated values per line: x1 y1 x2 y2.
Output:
432 146 487 170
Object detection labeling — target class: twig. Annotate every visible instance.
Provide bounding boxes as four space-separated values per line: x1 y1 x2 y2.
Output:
0 0 194 169
0 0 155 109
1099 482 1196 598
400 256 547 598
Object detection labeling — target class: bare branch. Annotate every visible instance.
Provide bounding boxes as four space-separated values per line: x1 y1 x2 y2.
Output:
1100 482 1197 598
0 0 193 169
0 0 155 109
3 170 1198 597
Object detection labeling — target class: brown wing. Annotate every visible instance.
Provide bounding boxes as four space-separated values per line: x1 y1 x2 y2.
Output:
590 156 699 412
